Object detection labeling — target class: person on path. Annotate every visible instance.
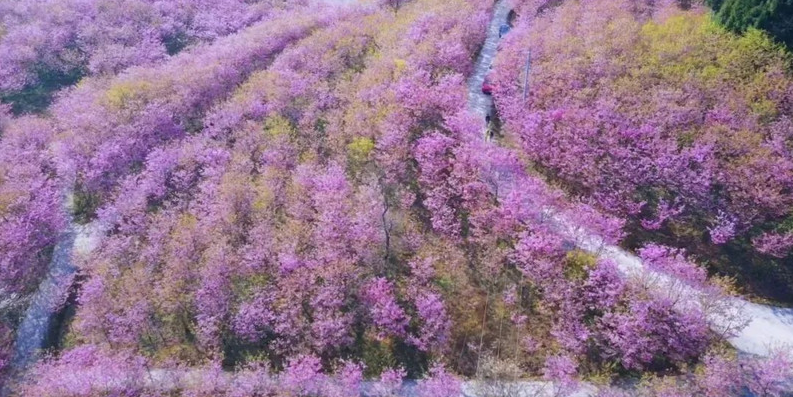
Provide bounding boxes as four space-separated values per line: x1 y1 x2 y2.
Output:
485 113 495 141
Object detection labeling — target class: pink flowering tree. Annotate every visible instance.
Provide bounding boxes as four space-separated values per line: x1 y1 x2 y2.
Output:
598 296 711 371
0 116 64 295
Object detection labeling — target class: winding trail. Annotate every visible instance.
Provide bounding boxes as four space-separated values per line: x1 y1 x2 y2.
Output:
466 1 509 119
10 214 76 370
10 190 103 371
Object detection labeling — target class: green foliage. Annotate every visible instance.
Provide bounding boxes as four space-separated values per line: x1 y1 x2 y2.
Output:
564 250 598 281
263 115 296 138
347 136 376 175
71 188 101 224
360 337 398 377
2 67 85 115
347 136 375 161
434 275 455 293
707 0 793 48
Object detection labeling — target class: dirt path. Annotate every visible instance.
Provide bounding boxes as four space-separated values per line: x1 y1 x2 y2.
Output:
466 0 510 120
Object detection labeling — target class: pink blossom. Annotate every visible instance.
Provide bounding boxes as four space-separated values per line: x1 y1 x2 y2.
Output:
362 277 409 339
408 292 451 352
543 354 579 393
638 244 707 287
708 211 737 245
415 364 461 397
753 232 793 258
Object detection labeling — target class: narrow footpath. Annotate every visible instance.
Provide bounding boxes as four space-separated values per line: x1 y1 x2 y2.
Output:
10 189 103 372
466 0 510 119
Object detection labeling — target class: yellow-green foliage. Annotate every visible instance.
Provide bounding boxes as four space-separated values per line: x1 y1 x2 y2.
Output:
564 250 598 281
347 136 375 161
393 58 408 75
634 11 789 93
103 80 154 109
251 178 274 213
584 6 793 146
638 14 722 82
263 115 295 138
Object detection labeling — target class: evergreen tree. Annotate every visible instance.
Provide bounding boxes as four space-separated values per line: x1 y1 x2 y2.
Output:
706 0 793 47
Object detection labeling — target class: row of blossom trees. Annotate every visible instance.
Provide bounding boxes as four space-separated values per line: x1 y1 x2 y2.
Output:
0 0 309 113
